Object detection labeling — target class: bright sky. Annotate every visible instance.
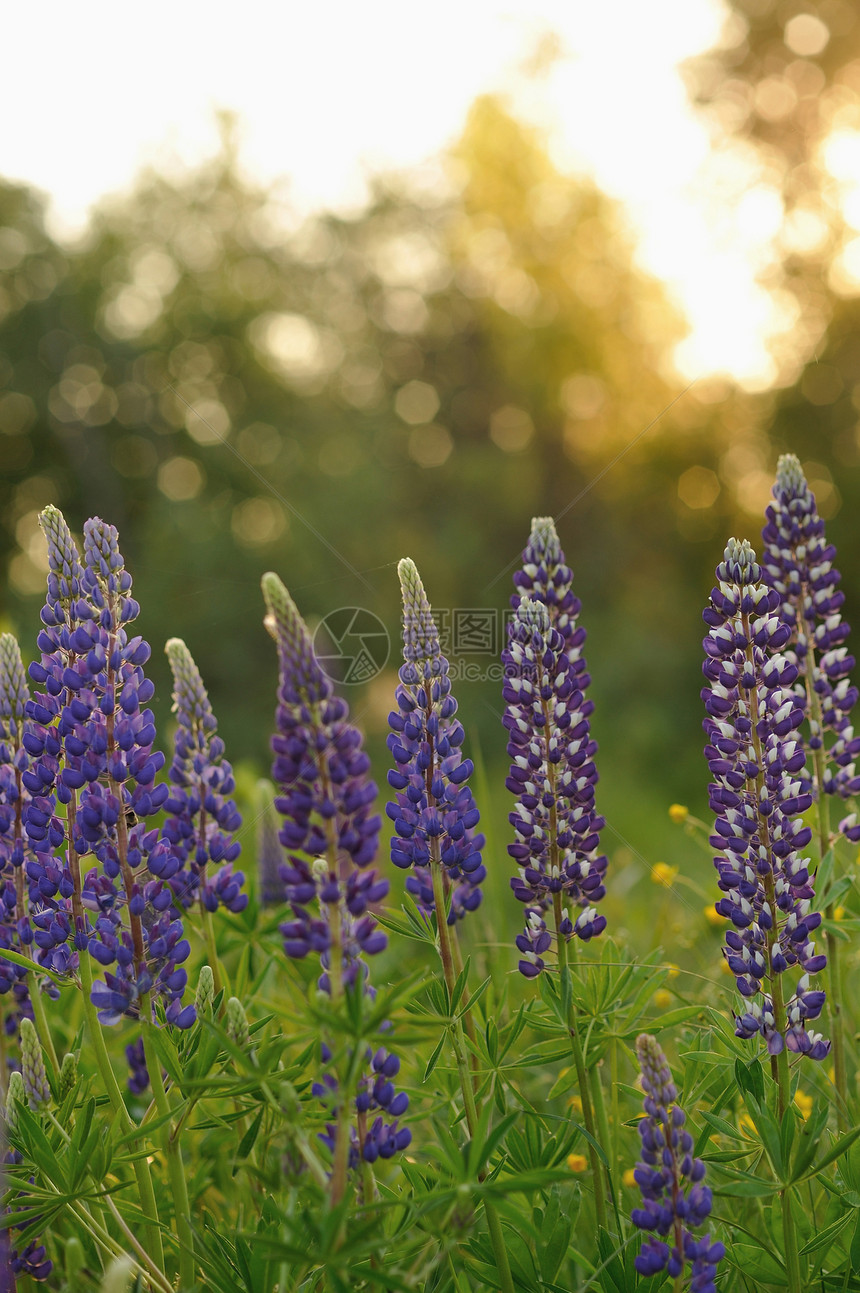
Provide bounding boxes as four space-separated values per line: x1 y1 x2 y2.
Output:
2 0 788 387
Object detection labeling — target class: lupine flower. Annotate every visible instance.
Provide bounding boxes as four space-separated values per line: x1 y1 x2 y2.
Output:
386 558 486 925
262 572 386 977
24 510 195 1029
317 1043 411 1167
125 1038 150 1096
0 633 36 1024
262 572 408 1171
161 638 246 915
632 1034 724 1290
761 454 860 838
702 538 829 1059
502 591 607 976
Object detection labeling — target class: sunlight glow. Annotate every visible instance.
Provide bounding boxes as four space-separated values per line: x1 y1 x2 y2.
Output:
0 0 811 387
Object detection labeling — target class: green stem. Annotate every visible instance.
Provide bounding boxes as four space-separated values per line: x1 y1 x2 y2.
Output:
431 853 516 1293
140 995 195 1290
28 976 59 1076
449 903 480 1092
201 905 226 1001
554 895 609 1231
79 931 165 1276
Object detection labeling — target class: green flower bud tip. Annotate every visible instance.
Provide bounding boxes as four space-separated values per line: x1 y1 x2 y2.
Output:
58 1052 78 1102
5 1070 25 1132
196 965 215 1017
20 1017 51 1108
226 996 250 1048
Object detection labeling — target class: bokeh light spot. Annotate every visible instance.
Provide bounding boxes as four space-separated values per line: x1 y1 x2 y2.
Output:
677 465 720 510
158 456 205 501
230 497 287 546
489 405 534 453
408 424 453 467
395 380 440 425
784 14 830 57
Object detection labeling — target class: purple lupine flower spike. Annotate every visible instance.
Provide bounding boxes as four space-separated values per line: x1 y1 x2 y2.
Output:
502 590 607 977
632 1034 724 1290
262 572 408 1171
24 510 195 1029
162 638 246 916
386 558 486 926
702 537 829 1060
761 454 860 838
0 634 37 1017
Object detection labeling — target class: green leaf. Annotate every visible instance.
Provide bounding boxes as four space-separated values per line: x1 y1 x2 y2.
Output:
727 1242 785 1282
850 1210 860 1270
798 1211 852 1257
734 1056 765 1104
423 1033 447 1083
235 1108 264 1163
800 1121 860 1181
450 957 471 1015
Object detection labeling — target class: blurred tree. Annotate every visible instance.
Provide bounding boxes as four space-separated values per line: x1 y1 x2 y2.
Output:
0 99 767 869
684 0 860 376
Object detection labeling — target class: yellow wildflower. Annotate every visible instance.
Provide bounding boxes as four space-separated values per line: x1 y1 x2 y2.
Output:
834 906 846 921
738 1112 756 1136
568 1094 583 1115
704 904 724 926
668 804 689 824
623 1168 637 1188
665 962 680 979
652 862 679 888
654 989 673 1010
794 1090 813 1120
567 1154 588 1172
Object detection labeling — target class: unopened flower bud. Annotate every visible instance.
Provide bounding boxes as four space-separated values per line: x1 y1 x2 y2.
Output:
195 965 215 1018
58 1052 78 1101
226 997 249 1048
20 1018 51 1108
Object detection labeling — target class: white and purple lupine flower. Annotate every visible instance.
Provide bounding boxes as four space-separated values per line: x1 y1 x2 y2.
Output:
761 454 860 838
262 572 409 1171
502 520 607 976
161 638 246 916
702 537 829 1060
23 509 195 1029
386 559 486 926
632 1033 724 1290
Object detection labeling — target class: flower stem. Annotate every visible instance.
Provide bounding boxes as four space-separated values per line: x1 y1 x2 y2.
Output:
78 952 165 1274
139 993 195 1290
27 973 59 1077
431 851 516 1293
554 893 609 1231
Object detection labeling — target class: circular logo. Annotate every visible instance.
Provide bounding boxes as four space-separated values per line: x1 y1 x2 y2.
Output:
313 607 390 685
